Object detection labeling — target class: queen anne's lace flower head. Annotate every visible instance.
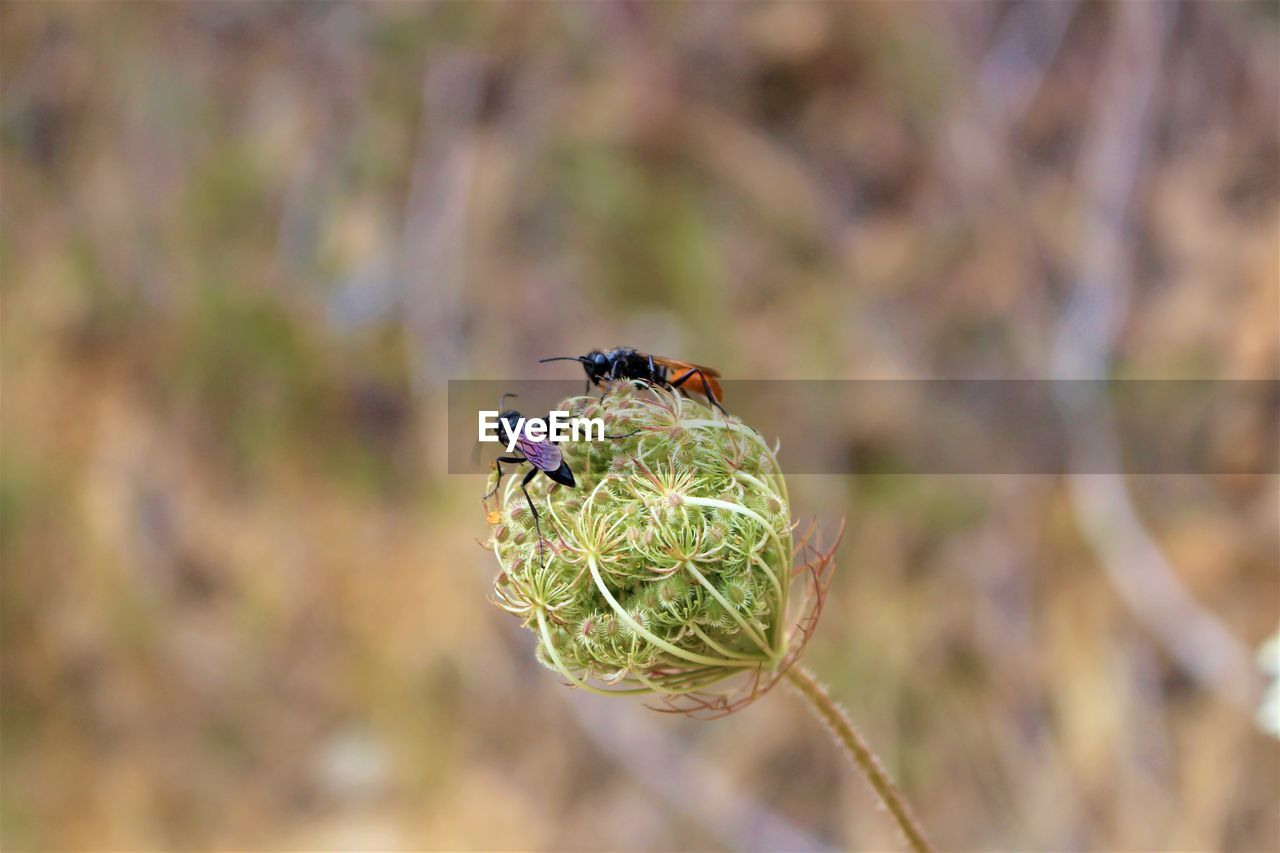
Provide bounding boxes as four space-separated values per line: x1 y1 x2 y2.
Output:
483 383 835 716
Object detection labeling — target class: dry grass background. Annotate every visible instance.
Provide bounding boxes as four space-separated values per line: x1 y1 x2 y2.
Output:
2 2 1277 850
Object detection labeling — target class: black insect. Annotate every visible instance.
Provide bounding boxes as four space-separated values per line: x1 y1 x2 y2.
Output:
484 393 642 568
484 394 576 570
540 347 727 414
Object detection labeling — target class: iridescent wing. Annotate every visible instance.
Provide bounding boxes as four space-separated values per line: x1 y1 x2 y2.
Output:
518 436 563 473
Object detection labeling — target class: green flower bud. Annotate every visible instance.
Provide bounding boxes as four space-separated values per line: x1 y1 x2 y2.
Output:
484 385 821 712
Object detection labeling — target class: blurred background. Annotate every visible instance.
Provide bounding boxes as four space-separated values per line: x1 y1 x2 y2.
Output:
2 2 1277 850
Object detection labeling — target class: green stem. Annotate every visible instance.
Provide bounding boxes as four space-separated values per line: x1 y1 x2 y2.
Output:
785 665 933 853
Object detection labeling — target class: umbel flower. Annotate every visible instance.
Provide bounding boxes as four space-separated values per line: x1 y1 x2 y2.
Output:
484 383 821 712
482 383 932 851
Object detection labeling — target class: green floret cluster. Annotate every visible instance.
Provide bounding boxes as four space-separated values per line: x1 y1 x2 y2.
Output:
485 383 794 700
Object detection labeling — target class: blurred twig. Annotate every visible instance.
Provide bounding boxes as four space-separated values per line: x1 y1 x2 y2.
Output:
564 693 831 853
935 0 1080 370
399 54 482 474
976 0 1079 126
1050 1 1260 711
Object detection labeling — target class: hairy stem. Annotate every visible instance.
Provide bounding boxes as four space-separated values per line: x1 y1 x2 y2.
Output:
785 665 933 853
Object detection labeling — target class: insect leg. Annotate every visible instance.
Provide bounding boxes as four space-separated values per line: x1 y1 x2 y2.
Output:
669 368 728 415
599 358 623 401
520 467 547 568
484 456 526 500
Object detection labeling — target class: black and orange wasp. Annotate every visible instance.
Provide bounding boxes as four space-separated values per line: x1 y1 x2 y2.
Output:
540 347 726 414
